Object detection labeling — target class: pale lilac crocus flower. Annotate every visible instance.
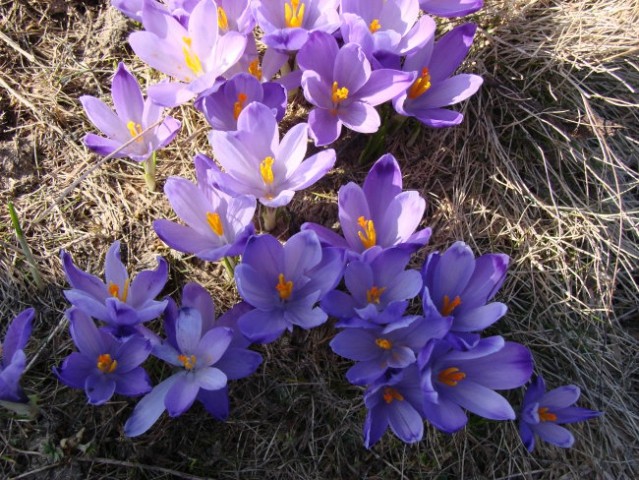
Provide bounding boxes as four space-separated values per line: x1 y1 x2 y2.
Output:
129 0 247 106
111 0 198 23
208 101 336 207
420 0 483 18
80 63 180 162
0 308 34 403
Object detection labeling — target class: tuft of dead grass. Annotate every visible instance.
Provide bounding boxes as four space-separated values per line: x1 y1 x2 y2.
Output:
1 0 638 478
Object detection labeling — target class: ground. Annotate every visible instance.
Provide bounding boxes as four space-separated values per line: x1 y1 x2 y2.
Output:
1 0 638 478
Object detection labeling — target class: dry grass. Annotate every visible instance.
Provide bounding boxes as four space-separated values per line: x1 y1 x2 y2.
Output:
1 0 638 478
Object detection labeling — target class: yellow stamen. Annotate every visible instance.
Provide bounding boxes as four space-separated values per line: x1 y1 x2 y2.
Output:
375 338 393 350
178 354 197 370
284 0 305 28
182 36 203 75
382 387 404 404
97 353 117 374
538 407 558 422
260 156 275 185
276 273 294 300
366 285 386 304
248 59 263 81
441 295 462 316
217 6 229 31
206 212 224 236
407 67 432 99
126 121 143 143
108 279 130 302
357 216 376 250
369 19 381 33
438 367 466 387
233 92 248 121
331 81 349 104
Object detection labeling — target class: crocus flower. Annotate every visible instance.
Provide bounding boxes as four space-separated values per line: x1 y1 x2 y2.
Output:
129 0 247 106
297 32 415 146
235 231 343 343
55 308 152 405
195 73 287 131
519 375 602 452
418 336 533 433
303 153 431 256
321 247 423 326
419 0 483 18
421 241 509 349
216 0 255 35
154 154 256 261
208 101 336 207
124 304 235 436
80 63 180 162
61 241 169 336
0 308 34 403
393 23 483 128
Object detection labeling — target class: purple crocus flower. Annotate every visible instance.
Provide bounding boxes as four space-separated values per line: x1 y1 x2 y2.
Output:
419 336 533 433
195 73 287 131
60 241 169 336
153 154 256 261
419 0 483 18
216 0 255 35
321 247 423 326
298 32 415 146
421 241 509 349
55 308 152 405
124 300 236 436
129 0 247 106
393 23 483 128
208 101 336 207
235 231 343 343
80 63 180 162
303 153 431 256
519 375 602 452
0 308 34 403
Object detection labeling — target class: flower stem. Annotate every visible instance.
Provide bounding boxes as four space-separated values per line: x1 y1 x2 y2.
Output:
8 201 43 289
222 256 236 281
262 206 277 231
144 152 157 192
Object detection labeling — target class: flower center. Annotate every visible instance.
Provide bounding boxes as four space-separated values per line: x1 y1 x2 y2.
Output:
276 273 294 300
97 353 117 374
366 285 386 304
206 212 224 236
260 156 275 185
438 367 466 387
217 6 229 31
369 19 381 33
126 121 143 142
441 295 462 316
357 216 376 250
178 354 197 370
233 92 248 121
538 407 557 422
375 338 393 350
182 36 203 76
407 67 432 99
108 279 130 302
284 0 305 28
331 81 349 105
382 387 404 404
248 59 263 81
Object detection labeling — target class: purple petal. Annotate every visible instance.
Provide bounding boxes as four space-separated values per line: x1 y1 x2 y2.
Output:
80 96 127 139
2 308 34 366
165 374 199 416
387 399 424 443
554 406 602 424
330 329 379 361
64 291 109 322
409 107 464 128
240 234 282 278
346 360 386 385
356 69 415 106
195 366 227 391
197 386 229 420
428 23 477 83
519 421 536 452
238 308 288 344
461 253 509 308
308 107 342 146
444 380 516 420
453 302 507 332
147 80 196 107
68 308 105 357
195 327 233 366
104 241 128 289
541 385 581 410
334 44 370 93
422 396 468 433
115 367 152 396
338 102 380 134
85 373 116 405
301 71 333 109
276 122 309 176
61 250 108 300
284 304 327 330
301 222 349 250
83 134 125 157
297 31 339 80
124 374 180 437
175 307 203 354
54 352 94 389
181 282 216 333
420 0 483 18
111 63 144 123
284 230 323 279
127 257 168 308
338 183 371 252
533 422 575 448
414 74 483 109
114 335 151 372
215 348 262 380
461 342 533 389
283 149 336 192
363 407 389 449
235 264 278 310
320 290 356 319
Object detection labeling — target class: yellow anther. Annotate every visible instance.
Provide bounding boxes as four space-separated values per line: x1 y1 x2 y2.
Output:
357 216 376 250
108 279 130 302
248 59 263 81
233 92 248 121
276 273 294 300
217 6 229 31
127 121 143 143
331 81 349 104
260 156 275 185
178 354 197 370
438 367 466 387
284 0 305 28
375 338 393 350
97 353 117 374
366 285 386 304
538 407 558 422
182 36 203 75
407 67 432 99
382 387 404 404
206 212 224 236
369 19 381 33
441 295 462 316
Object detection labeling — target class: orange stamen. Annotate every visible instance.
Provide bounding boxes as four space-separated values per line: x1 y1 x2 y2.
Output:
108 280 130 302
248 59 263 81
178 354 197 370
284 0 305 28
233 92 248 121
276 273 294 300
217 6 229 31
369 19 381 33
97 353 117 373
382 387 404 404
366 285 386 304
357 216 376 250
538 407 558 422
441 295 462 316
438 367 466 387
375 338 393 350
206 212 224 236
407 67 432 99
260 156 275 185
331 81 349 104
